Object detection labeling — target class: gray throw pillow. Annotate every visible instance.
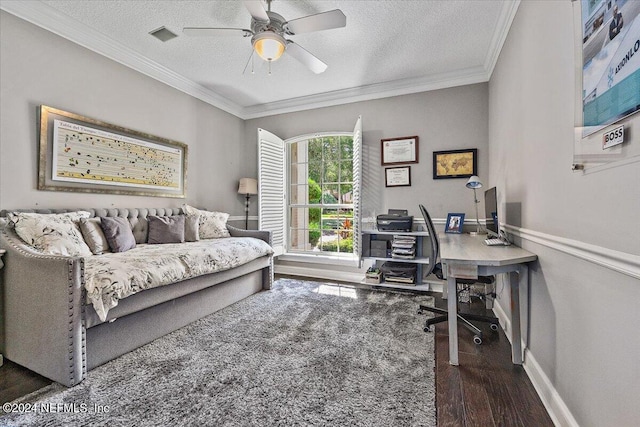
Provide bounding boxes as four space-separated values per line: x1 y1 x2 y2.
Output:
148 215 185 244
79 217 110 255
99 216 136 253
184 215 199 242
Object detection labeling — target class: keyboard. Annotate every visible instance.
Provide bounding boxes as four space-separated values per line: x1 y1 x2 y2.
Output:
485 238 507 246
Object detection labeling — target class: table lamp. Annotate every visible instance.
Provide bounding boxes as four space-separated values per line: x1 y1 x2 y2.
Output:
238 178 258 229
465 175 485 235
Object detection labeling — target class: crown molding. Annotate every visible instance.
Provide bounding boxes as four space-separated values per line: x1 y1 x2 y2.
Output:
484 0 521 77
0 1 245 118
241 67 490 119
1 0 519 120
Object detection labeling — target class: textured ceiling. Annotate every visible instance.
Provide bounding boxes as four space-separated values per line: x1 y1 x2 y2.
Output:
2 1 519 118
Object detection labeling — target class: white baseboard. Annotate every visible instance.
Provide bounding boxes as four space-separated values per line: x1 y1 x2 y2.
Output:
274 264 364 284
522 350 580 427
492 301 577 427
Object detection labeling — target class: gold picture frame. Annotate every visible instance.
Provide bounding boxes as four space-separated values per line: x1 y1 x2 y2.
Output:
38 105 187 198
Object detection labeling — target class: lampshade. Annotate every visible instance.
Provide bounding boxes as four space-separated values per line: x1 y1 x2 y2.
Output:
252 32 286 61
465 175 483 189
238 178 258 195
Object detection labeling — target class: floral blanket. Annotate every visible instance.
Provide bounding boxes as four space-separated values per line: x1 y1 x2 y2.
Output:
84 237 273 321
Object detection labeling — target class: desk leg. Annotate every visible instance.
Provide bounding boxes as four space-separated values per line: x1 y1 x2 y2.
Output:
510 265 528 365
447 275 459 365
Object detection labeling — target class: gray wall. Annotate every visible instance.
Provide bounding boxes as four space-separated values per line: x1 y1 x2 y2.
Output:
0 11 248 215
489 2 640 426
245 83 490 222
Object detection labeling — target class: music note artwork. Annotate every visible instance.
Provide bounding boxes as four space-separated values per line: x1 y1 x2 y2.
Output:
52 120 182 192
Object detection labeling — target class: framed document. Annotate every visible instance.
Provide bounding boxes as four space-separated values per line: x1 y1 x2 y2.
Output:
381 136 419 165
385 166 411 187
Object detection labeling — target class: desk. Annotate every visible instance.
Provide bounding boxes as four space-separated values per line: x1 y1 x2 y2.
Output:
439 234 537 366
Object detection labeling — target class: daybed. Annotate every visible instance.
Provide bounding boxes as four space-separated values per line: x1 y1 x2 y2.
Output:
0 207 273 387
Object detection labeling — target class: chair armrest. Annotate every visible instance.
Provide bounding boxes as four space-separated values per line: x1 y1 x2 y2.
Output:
227 225 272 246
0 228 85 386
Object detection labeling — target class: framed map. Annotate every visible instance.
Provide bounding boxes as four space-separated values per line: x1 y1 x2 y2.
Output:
38 105 187 198
432 148 477 180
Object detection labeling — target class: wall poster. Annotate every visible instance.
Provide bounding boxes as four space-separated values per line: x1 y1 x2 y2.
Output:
38 105 187 198
581 0 640 136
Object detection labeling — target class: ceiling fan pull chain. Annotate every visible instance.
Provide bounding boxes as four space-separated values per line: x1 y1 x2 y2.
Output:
268 60 272 76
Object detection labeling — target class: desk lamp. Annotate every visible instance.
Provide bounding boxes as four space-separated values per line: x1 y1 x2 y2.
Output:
465 175 485 235
238 178 258 229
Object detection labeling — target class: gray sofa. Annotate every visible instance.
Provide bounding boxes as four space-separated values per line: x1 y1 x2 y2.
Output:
0 208 273 387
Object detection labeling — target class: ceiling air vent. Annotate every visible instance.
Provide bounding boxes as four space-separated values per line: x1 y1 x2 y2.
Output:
149 26 178 42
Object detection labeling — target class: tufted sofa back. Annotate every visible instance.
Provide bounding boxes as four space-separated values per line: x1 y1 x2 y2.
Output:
0 208 184 244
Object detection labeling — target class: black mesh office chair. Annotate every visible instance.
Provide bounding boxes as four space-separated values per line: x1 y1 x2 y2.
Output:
417 204 499 344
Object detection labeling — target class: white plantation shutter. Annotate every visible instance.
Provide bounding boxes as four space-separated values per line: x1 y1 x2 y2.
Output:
258 128 285 256
352 116 363 262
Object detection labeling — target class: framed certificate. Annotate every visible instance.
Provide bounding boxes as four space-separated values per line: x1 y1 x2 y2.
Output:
385 166 411 187
381 136 418 165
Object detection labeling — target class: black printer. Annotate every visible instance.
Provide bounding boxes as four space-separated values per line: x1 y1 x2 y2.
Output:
377 209 413 232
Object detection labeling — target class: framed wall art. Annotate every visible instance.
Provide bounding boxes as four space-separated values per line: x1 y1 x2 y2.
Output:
385 166 411 187
381 136 419 165
38 105 187 198
432 148 477 179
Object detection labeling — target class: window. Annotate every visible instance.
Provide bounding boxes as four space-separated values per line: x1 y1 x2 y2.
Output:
288 135 354 256
258 116 362 260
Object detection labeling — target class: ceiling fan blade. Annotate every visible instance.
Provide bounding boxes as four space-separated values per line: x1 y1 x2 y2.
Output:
285 41 327 74
283 9 346 35
243 1 269 22
183 27 253 37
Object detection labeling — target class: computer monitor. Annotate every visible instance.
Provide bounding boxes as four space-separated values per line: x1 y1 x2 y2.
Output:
484 187 499 238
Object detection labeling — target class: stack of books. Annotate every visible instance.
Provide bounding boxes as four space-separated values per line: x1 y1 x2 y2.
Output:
391 235 416 260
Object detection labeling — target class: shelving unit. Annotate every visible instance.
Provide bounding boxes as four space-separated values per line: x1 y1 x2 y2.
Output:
361 230 432 291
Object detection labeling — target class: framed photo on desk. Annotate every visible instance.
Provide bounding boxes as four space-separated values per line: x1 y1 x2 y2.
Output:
445 213 465 233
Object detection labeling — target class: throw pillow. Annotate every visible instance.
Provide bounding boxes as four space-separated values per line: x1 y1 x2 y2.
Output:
182 204 230 239
184 214 200 242
99 216 136 253
79 217 110 255
11 211 92 256
148 215 185 244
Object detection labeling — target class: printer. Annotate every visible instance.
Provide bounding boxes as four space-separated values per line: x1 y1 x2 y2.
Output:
377 209 413 232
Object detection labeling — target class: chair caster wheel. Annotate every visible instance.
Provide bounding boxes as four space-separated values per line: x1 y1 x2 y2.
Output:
424 326 431 333
490 323 499 331
417 310 423 315
473 335 482 345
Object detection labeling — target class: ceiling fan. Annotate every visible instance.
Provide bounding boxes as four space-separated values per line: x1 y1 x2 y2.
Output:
183 0 346 74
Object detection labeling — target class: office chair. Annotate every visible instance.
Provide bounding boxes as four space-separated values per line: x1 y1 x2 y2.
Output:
417 204 499 345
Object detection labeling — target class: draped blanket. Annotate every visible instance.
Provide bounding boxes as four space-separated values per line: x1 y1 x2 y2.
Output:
84 237 273 321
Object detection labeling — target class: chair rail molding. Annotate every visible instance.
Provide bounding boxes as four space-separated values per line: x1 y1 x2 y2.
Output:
503 224 640 279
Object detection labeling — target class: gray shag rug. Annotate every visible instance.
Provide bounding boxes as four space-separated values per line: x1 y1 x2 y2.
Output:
2 279 436 426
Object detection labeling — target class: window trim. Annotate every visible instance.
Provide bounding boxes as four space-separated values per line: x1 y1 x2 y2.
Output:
285 132 356 258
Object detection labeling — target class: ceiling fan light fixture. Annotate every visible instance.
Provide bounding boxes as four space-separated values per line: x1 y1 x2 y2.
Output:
252 32 286 61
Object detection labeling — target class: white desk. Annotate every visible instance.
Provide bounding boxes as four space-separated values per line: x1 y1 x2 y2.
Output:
439 234 537 365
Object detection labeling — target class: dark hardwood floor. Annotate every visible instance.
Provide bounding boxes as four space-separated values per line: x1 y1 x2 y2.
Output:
429 292 553 427
0 283 553 426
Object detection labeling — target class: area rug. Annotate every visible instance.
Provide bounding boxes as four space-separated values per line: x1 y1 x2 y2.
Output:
1 278 436 426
